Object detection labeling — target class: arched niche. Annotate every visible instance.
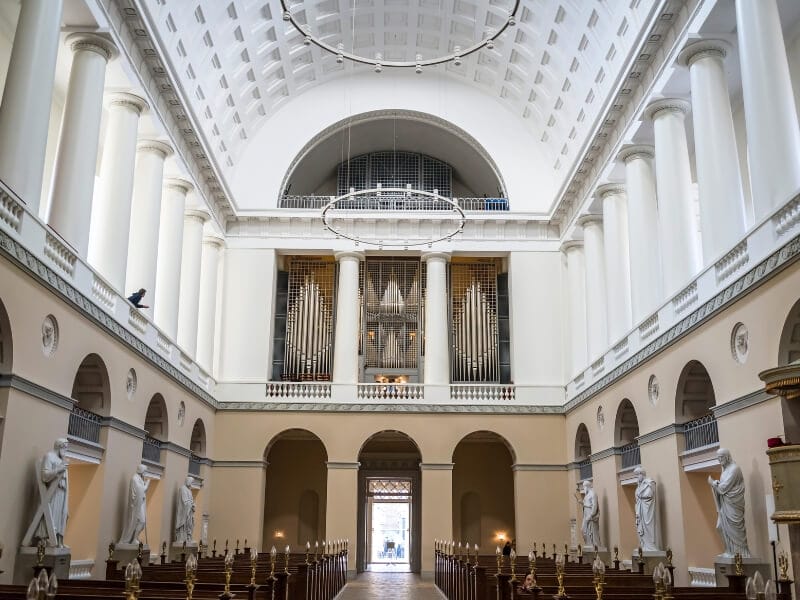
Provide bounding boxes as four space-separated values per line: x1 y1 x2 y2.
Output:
0 297 11 374
451 431 515 554
190 419 207 456
144 394 169 441
614 399 640 446
71 354 111 416
263 429 328 550
675 360 716 423
574 423 592 461
778 297 800 366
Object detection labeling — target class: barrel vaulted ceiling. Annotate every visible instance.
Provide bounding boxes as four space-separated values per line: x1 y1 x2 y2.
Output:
134 0 661 213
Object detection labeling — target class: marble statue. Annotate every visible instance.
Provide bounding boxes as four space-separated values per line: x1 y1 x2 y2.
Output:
708 448 751 557
634 467 659 551
576 480 601 547
27 439 69 547
119 465 150 544
174 477 195 543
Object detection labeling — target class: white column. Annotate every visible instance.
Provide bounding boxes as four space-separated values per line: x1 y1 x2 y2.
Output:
597 184 632 342
577 215 607 360
125 139 173 318
177 209 210 355
46 34 117 255
154 178 193 338
196 235 224 371
736 0 800 216
645 99 702 295
678 40 747 259
423 252 451 385
561 241 587 376
618 145 662 322
332 251 364 384
0 0 63 210
87 93 148 291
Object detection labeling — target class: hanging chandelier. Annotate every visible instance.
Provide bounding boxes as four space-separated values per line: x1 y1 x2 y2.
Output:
280 0 521 73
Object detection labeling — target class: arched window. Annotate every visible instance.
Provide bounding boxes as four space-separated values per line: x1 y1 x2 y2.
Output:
676 361 718 451
67 354 111 444
144 395 169 441
575 423 591 461
778 298 800 366
614 400 641 468
190 419 206 456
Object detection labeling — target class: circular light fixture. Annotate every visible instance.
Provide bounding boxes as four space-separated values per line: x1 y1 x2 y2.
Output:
321 188 466 247
280 0 520 69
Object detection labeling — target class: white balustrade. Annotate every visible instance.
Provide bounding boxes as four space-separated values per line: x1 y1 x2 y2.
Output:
179 352 192 372
44 232 77 277
0 188 24 232
127 307 148 335
688 567 716 587
266 382 332 400
156 333 171 355
714 241 749 285
68 559 94 579
91 275 116 312
774 195 800 237
449 384 514 403
671 282 698 315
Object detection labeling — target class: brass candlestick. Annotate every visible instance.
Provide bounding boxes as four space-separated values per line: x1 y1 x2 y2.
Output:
249 548 258 587
108 542 116 561
36 539 45 567
184 554 197 600
510 549 517 582
554 554 568 599
314 541 319 561
269 546 276 580
495 546 502 573
532 542 537 557
235 539 240 556
219 551 234 599
541 542 546 560
665 548 673 567
778 550 789 581
137 542 144 565
527 551 540 591
305 541 310 564
284 545 290 574
473 544 479 565
734 553 743 576
212 539 217 558
224 539 229 557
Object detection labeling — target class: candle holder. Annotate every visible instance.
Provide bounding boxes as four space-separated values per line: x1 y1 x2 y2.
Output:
495 546 502 573
541 542 547 560
592 557 605 600
284 545 290 574
181 541 187 564
184 554 197 600
532 542 537 558
224 540 229 558
36 539 45 568
637 547 645 574
235 539 240 556
510 549 517 583
137 542 144 565
527 551 541 592
249 547 258 587
564 544 569 563
554 554 569 599
212 540 217 559
160 542 167 566
269 546 276 580
473 544 479 565
577 544 583 565
314 541 319 561
219 551 234 600
652 563 665 600
613 546 619 571
734 553 743 576
305 541 310 564
108 543 116 561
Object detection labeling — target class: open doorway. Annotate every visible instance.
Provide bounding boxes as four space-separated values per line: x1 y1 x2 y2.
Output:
366 479 411 571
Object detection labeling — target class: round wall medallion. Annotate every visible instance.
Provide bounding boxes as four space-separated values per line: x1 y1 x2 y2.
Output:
126 369 137 400
596 406 605 430
731 322 749 363
177 401 186 427
41 315 59 356
647 375 660 406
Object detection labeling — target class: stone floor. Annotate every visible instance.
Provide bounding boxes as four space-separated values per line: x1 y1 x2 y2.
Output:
337 572 443 599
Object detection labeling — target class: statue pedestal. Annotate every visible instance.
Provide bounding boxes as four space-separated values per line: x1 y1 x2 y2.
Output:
13 546 70 584
170 541 198 563
581 546 611 566
629 550 667 575
714 555 770 587
114 543 150 568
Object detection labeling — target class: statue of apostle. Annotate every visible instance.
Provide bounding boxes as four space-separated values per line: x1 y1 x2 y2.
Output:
575 480 601 548
708 448 751 557
174 476 196 543
119 465 150 544
634 467 659 551
32 439 69 548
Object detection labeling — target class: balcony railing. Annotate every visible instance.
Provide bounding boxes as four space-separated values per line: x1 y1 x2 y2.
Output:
142 436 162 464
683 414 719 452
279 194 509 212
357 383 425 401
619 442 641 469
578 459 593 481
67 407 102 444
188 454 201 476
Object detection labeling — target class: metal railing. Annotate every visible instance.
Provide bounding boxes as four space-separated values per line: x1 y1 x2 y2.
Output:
67 407 102 444
619 442 641 469
279 194 509 211
683 414 719 451
578 459 593 481
142 436 162 463
188 455 201 476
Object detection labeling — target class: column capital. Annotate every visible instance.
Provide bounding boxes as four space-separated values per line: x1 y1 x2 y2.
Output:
595 183 626 200
105 92 149 115
617 144 655 164
66 32 118 61
202 234 225 250
185 208 210 224
576 213 603 228
560 239 584 253
421 251 451 263
334 251 364 263
644 98 690 121
137 138 174 159
677 39 731 68
164 177 194 195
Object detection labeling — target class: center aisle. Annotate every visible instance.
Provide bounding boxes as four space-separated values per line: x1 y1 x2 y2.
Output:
337 572 444 599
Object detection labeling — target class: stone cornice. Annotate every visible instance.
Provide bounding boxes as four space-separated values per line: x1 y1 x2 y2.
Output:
419 463 455 471
67 33 118 61
215 401 564 414
512 463 568 472
590 448 618 461
326 461 360 470
163 441 191 457
636 424 682 446
211 460 268 469
101 416 147 440
644 98 691 121
0 374 74 411
677 39 730 68
617 144 655 164
137 139 174 158
712 389 774 419
106 92 149 115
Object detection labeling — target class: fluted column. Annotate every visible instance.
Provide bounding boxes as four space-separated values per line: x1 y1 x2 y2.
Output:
618 145 662 322
645 99 702 295
577 215 607 360
561 241 587 376
332 251 364 384
196 235 224 371
154 178 193 338
0 0 63 210
597 184 632 342
423 252 451 385
678 40 747 259
46 34 117 254
177 209 209 355
736 0 800 216
87 93 149 290
125 139 173 318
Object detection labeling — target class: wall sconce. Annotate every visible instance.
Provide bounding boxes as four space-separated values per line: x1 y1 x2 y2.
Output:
496 532 506 541
274 531 285 539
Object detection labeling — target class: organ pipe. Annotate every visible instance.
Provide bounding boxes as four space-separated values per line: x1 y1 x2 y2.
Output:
451 263 499 382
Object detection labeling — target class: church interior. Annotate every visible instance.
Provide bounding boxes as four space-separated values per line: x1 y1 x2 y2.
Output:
1 0 800 598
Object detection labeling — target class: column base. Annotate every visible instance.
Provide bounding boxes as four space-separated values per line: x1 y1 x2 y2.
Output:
714 555 770 587
14 546 71 584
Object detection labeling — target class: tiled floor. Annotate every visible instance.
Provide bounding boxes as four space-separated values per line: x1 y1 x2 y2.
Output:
338 572 444 599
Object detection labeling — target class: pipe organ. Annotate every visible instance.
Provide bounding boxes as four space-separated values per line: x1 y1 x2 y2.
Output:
283 258 335 381
450 261 500 382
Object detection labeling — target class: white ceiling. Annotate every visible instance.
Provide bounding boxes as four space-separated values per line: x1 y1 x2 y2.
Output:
137 0 660 210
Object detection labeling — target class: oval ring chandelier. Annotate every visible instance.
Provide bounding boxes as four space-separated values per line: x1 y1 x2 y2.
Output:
321 188 466 247
280 0 521 72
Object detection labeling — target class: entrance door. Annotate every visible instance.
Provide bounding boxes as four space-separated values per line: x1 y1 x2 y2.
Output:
361 478 417 572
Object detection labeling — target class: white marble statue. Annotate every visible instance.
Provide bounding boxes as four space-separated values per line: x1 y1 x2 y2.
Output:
708 448 751 557
634 467 659 551
25 439 69 547
174 476 195 543
576 480 601 548
119 464 150 544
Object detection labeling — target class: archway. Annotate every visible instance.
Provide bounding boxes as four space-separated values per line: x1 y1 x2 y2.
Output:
614 399 641 552
357 430 422 573
778 299 800 441
144 394 169 442
452 431 515 555
68 354 111 446
189 418 208 541
263 429 328 551
675 360 718 452
0 297 11 374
